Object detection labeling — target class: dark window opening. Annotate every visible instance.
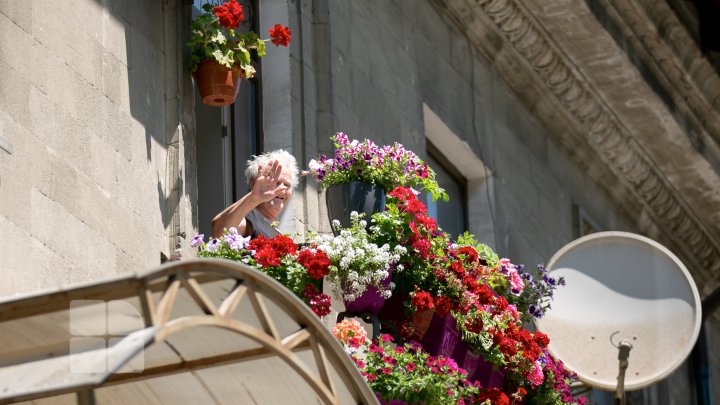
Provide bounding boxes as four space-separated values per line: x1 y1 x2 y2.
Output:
425 141 468 240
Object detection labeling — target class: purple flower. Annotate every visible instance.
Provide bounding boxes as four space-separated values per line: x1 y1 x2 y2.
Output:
190 234 204 248
206 238 220 253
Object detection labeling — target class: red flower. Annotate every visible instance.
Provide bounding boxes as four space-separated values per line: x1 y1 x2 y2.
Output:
213 0 245 29
270 234 298 256
477 388 509 405
458 246 478 264
499 337 518 356
415 214 436 231
388 186 416 202
406 362 417 372
410 237 431 258
450 260 465 276
433 295 453 317
405 199 427 215
253 247 281 267
303 284 331 317
297 249 331 280
366 373 377 381
411 290 434 311
269 24 292 46
534 331 550 348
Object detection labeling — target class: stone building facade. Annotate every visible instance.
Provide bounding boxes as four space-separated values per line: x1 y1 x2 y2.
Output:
1 0 718 403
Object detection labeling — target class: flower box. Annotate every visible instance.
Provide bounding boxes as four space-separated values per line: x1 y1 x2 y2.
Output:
420 314 461 358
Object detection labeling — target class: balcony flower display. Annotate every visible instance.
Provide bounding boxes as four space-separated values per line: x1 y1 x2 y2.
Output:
190 136 585 403
306 133 448 202
188 0 291 105
190 229 331 317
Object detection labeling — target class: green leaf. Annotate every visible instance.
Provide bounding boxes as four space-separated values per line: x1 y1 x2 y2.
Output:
209 30 226 45
212 49 234 68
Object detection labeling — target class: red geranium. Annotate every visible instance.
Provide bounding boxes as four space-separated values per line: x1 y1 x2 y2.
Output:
213 0 245 29
297 249 331 280
269 24 292 47
433 295 453 317
411 290 434 311
388 186 415 202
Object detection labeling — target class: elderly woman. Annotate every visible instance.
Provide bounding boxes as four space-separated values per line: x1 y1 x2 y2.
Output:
211 149 298 238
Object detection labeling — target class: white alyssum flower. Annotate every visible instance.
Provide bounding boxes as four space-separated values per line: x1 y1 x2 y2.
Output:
309 212 400 303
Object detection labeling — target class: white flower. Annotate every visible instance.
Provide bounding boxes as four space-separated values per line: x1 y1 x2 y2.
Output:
332 219 341 229
308 159 321 171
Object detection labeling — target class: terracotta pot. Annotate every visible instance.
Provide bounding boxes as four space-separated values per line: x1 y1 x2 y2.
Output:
194 60 243 107
407 309 433 340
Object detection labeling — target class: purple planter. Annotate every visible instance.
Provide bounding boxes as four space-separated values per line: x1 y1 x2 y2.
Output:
344 285 386 314
453 343 505 389
343 272 392 315
419 314 461 358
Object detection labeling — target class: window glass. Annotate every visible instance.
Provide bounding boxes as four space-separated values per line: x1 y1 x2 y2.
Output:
424 153 466 240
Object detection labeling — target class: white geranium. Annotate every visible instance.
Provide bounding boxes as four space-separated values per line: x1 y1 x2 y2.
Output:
311 211 401 303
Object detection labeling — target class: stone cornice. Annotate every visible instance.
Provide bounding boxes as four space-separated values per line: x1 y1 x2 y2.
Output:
595 0 720 169
434 0 720 293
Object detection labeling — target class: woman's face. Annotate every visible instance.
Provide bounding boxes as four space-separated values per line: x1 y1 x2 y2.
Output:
260 168 293 218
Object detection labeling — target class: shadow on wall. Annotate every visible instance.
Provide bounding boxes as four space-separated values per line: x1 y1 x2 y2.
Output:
92 0 194 230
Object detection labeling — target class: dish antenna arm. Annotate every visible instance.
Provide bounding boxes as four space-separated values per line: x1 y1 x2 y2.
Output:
614 337 633 405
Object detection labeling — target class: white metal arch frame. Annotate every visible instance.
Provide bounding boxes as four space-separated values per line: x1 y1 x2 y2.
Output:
0 259 377 404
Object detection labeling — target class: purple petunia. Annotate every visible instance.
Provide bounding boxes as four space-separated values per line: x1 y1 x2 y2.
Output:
190 234 205 248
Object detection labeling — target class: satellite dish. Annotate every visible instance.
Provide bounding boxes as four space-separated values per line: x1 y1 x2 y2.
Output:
535 231 702 395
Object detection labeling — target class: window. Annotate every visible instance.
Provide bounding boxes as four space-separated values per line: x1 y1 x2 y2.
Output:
425 142 467 239
194 0 261 237
423 104 493 245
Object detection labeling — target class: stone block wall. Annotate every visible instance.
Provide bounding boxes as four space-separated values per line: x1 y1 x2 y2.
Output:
0 0 193 297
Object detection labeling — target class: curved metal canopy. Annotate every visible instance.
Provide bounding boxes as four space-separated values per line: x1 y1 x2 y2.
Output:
0 259 376 404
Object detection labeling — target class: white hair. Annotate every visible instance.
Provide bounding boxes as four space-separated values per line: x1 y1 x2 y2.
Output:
245 149 299 188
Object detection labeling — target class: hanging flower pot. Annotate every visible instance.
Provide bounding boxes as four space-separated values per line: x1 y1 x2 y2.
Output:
326 181 386 236
194 60 244 107
188 1 291 105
